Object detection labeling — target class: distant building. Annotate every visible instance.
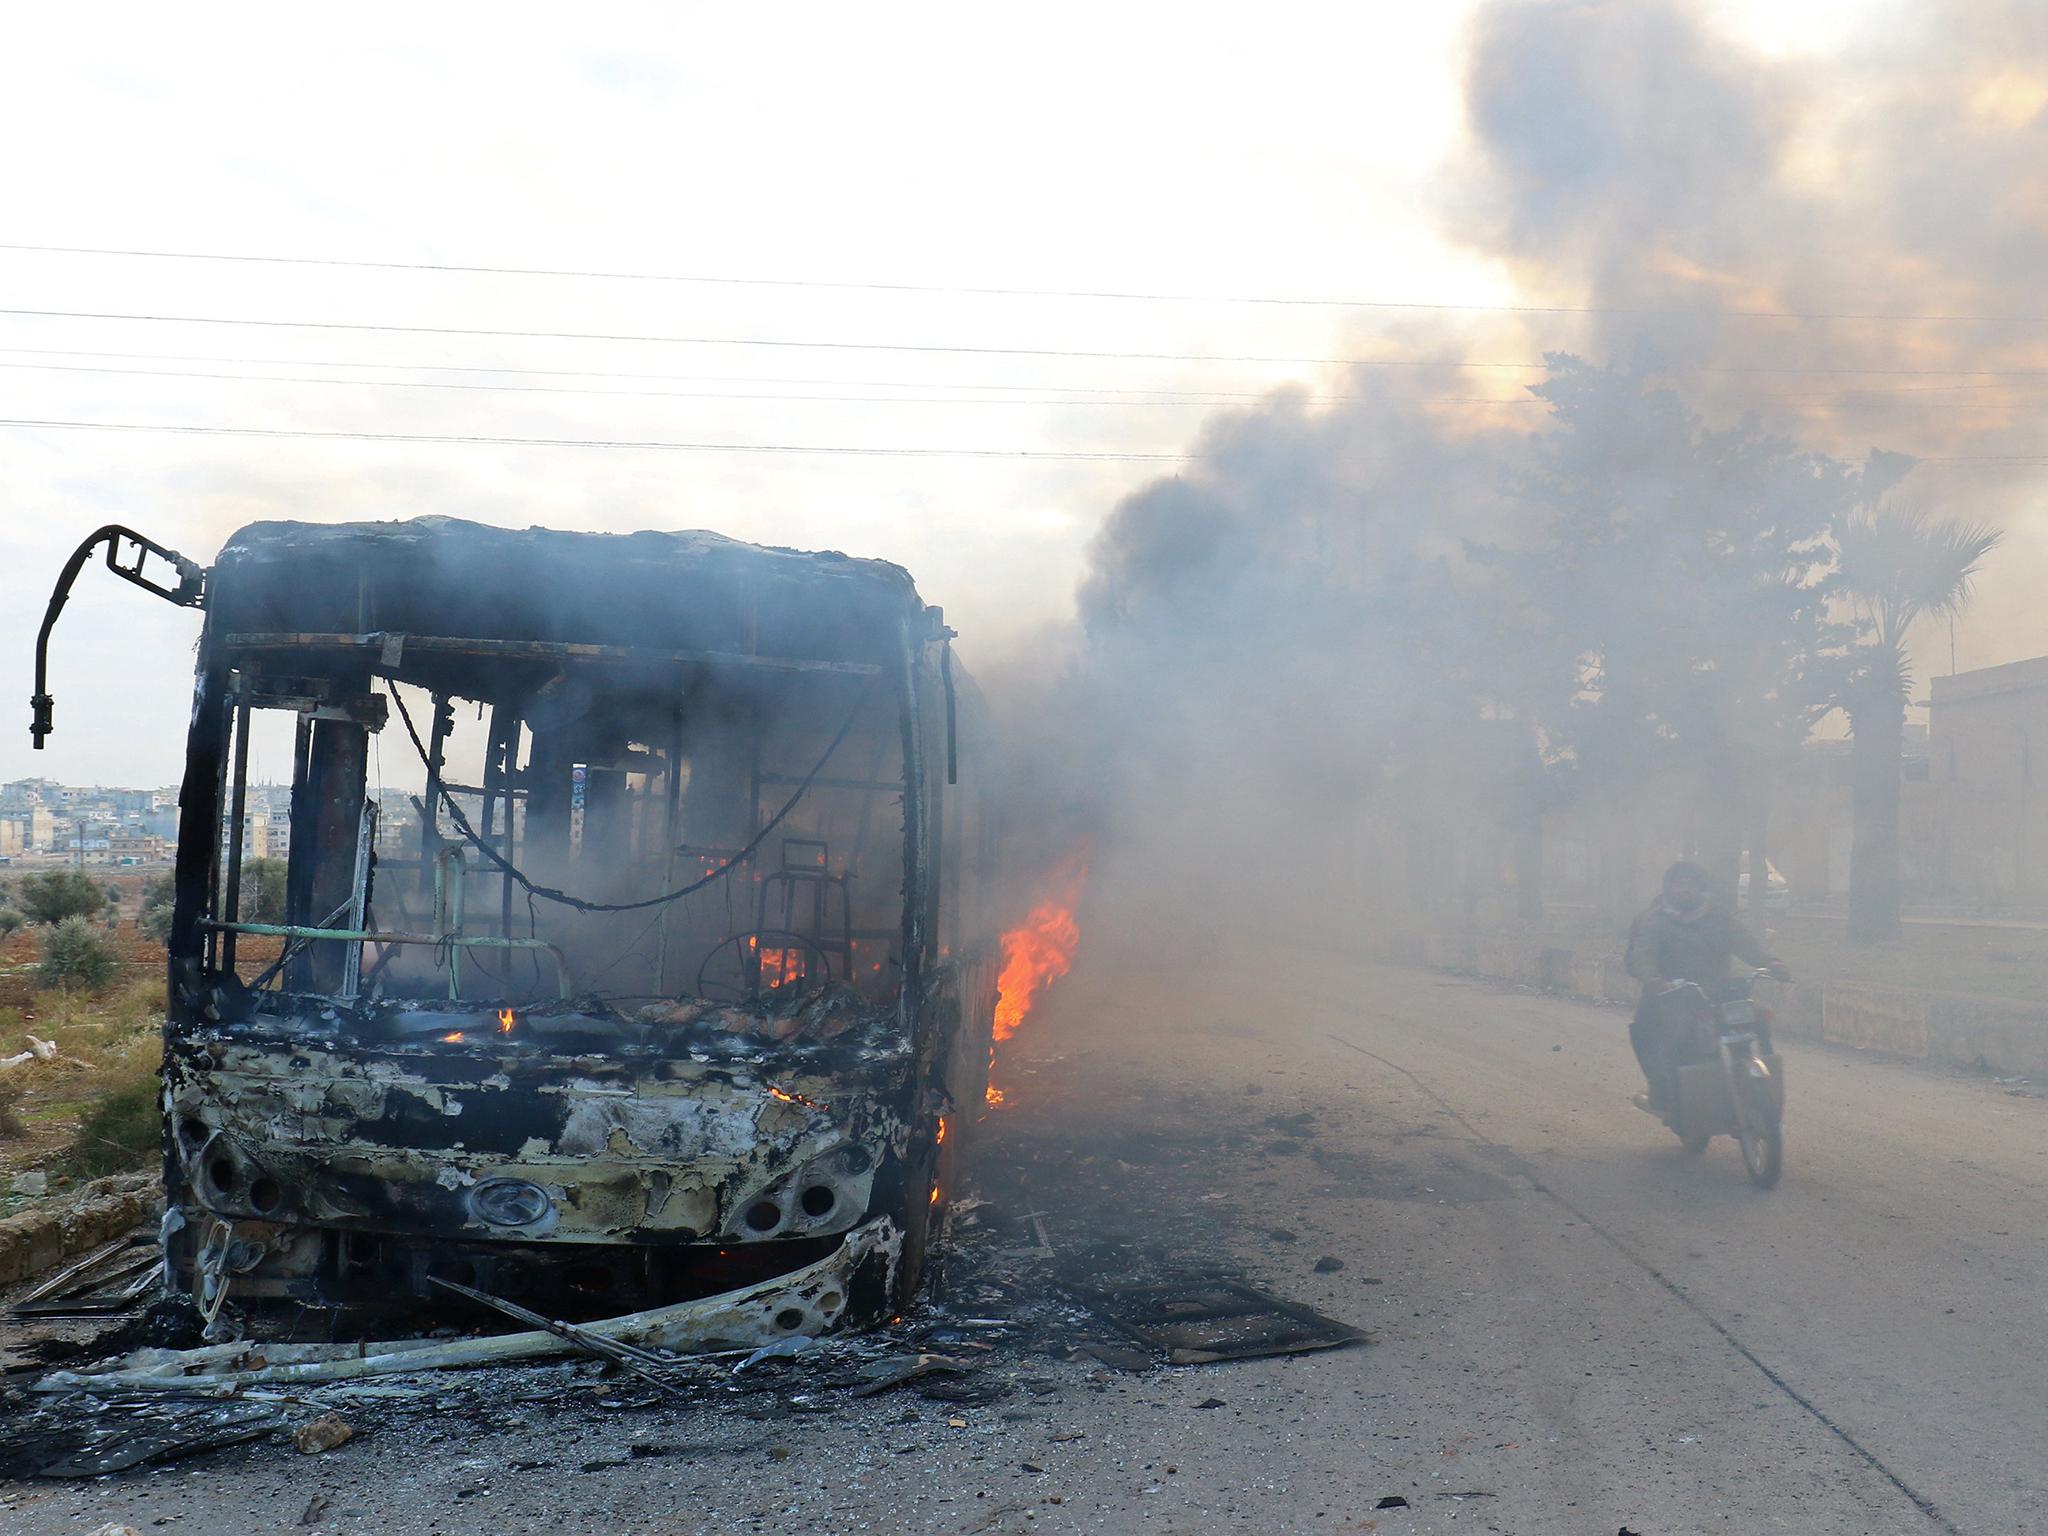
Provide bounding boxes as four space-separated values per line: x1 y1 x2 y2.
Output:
1 777 57 808
1925 656 2048 899
0 804 57 854
108 828 169 864
64 826 114 864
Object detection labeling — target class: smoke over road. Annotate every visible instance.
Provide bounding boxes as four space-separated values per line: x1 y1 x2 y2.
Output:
990 0 2048 968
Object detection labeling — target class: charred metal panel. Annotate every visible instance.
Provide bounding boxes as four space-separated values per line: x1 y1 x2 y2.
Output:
160 998 921 1308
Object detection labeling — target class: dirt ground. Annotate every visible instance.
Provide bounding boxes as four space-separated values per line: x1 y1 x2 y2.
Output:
3 943 2043 1534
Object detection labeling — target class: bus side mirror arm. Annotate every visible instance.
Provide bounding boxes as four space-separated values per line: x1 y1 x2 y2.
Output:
32 524 207 749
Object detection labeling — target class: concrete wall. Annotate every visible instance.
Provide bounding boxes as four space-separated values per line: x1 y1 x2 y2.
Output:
1369 927 2048 1081
0 1173 158 1288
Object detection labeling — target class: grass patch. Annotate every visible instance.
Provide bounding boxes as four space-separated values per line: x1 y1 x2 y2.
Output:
0 977 164 1175
60 1060 162 1177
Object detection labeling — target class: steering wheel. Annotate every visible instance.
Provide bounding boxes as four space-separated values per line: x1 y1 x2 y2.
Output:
695 929 837 1004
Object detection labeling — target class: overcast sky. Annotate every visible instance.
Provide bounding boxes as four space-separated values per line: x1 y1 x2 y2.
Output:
0 0 1966 786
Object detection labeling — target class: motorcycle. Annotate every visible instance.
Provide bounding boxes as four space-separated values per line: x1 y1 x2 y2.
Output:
1633 968 1787 1188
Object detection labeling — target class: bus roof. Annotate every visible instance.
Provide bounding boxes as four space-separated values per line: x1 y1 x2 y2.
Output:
207 517 932 670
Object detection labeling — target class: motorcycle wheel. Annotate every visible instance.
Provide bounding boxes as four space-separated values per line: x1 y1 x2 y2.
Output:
1739 1079 1783 1189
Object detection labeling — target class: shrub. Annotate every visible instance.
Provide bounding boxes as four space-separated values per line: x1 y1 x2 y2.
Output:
17 869 114 925
139 871 177 945
139 900 174 943
38 916 119 992
63 1068 162 1177
0 907 23 940
0 1078 23 1138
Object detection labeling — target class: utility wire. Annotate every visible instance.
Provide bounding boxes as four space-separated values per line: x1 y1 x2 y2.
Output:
0 304 1558 367
2 240 2037 324
5 304 2046 377
0 358 1548 409
0 344 1351 393
0 345 2018 398
0 414 2034 468
0 416 1190 460
3 356 2032 410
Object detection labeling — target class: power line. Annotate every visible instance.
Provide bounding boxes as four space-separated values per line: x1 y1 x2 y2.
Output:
1 415 2037 471
0 343 1473 397
0 415 1191 461
7 356 2037 414
0 358 1549 409
5 304 2046 378
5 344 2008 400
0 344 1378 396
0 304 1559 367
1 240 2036 325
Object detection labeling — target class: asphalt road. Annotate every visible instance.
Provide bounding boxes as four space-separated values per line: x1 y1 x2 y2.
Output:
5 954 2043 1534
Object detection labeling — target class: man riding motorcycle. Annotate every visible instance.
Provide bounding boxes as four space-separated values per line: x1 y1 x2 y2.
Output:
1624 861 1789 1112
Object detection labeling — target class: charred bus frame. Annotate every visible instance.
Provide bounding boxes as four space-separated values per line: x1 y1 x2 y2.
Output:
33 518 999 1336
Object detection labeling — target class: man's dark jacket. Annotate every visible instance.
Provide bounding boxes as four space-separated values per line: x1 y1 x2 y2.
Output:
1624 899 1771 990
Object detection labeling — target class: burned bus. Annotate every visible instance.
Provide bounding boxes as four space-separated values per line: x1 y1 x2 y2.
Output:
32 518 999 1335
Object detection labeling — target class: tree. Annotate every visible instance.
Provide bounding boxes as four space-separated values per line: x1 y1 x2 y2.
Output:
38 915 118 991
1493 358 1863 911
1837 501 2002 942
0 908 22 940
238 858 288 924
16 868 113 926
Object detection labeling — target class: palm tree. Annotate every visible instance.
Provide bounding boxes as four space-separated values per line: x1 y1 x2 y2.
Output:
1837 502 2002 942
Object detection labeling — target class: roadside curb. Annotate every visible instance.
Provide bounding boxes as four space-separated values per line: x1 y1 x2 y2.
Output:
1371 929 2048 1082
0 1172 159 1288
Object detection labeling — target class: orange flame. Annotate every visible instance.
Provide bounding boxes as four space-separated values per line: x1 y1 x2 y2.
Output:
440 1031 465 1043
984 854 1087 1109
993 858 1086 1043
496 1008 516 1034
747 934 804 990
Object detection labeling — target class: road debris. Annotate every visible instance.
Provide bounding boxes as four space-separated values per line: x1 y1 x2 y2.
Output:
0 1395 288 1477
291 1414 353 1454
735 1336 817 1372
1070 1341 1153 1372
9 1231 159 1319
1080 1277 1364 1365
849 1352 971 1398
34 1220 898 1394
428 1275 690 1398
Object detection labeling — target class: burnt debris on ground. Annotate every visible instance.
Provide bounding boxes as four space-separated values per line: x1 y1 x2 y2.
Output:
1 1077 1365 1480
